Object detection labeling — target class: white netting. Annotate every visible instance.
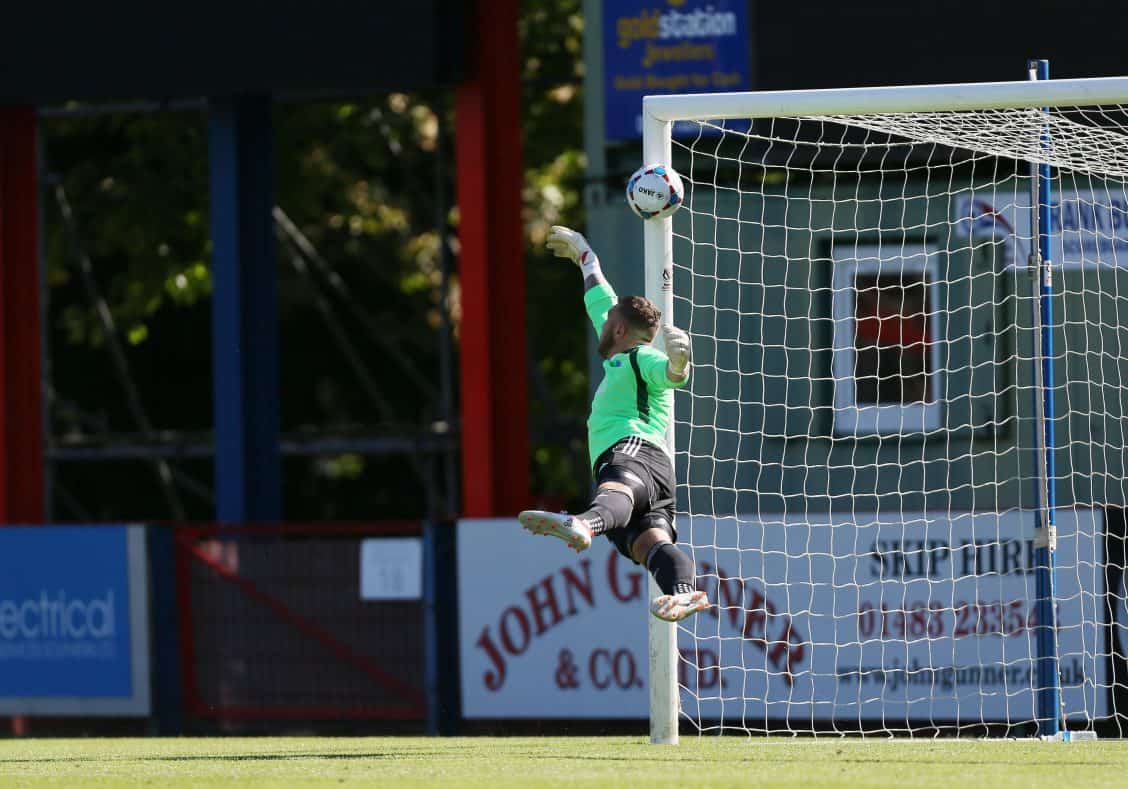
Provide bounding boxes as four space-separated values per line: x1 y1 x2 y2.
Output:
669 101 1128 736
814 108 1128 178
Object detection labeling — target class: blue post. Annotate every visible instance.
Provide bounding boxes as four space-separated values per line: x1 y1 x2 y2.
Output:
1027 58 1060 737
209 95 282 522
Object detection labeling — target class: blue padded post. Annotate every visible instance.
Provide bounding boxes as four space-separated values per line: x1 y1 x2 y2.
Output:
208 95 281 523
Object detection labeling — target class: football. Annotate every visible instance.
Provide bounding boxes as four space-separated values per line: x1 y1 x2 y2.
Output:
625 163 684 220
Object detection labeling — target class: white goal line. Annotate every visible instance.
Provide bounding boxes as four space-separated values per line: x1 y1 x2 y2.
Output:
643 76 1128 121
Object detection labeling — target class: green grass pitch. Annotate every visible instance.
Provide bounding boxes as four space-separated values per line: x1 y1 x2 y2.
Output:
1 736 1127 787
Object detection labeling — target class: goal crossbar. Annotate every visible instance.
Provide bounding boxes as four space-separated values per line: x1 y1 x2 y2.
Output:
643 76 1128 122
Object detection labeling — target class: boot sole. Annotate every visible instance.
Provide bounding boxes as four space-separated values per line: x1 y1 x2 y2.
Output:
518 510 592 552
651 591 710 622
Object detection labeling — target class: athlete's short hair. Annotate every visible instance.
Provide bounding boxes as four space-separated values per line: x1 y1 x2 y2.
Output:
616 295 662 339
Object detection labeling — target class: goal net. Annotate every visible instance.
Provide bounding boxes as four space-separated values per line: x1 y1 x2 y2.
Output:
643 77 1128 738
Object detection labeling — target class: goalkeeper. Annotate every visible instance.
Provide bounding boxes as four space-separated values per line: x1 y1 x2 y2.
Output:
519 226 709 622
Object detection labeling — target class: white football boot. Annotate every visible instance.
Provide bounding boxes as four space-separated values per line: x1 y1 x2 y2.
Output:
518 510 593 552
650 590 710 622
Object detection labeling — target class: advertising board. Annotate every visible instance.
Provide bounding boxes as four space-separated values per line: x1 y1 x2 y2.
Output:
458 511 1106 723
602 0 750 141
0 526 150 715
458 520 649 717
952 188 1128 268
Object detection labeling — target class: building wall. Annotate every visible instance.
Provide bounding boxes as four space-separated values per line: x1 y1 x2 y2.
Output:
664 168 1128 516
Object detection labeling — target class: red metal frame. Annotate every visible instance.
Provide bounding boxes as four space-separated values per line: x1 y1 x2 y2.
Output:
191 705 424 720
455 0 529 517
176 522 427 721
174 525 200 718
176 520 421 539
0 107 43 524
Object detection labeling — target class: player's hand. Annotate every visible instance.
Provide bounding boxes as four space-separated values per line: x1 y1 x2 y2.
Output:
663 325 691 378
546 225 594 267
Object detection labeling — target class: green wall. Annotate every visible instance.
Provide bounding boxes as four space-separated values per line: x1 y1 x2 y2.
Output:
644 172 1128 516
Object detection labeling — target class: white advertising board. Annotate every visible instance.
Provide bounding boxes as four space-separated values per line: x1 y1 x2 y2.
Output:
682 509 1106 724
458 511 1106 722
458 519 649 718
952 188 1128 268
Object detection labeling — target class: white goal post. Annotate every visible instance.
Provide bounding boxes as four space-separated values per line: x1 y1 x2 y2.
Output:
643 75 1128 741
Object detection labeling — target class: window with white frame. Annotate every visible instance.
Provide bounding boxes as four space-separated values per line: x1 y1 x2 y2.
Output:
831 243 942 436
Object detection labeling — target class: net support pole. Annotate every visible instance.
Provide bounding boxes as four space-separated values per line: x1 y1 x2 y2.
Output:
1026 58 1061 738
643 108 679 745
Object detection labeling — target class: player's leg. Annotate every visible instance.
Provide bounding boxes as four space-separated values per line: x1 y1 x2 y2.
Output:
629 514 709 622
624 441 707 620
518 461 647 552
517 479 635 552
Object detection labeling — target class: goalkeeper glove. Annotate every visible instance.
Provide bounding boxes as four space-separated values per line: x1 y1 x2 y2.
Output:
546 225 600 277
662 325 691 379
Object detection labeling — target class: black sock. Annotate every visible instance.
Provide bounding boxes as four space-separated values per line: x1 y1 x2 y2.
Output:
577 488 634 536
646 543 696 596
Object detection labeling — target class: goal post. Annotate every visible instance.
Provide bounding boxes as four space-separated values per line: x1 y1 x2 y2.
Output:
643 73 1128 739
643 111 679 746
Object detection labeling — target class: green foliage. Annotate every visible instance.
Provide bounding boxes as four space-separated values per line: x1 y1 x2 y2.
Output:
43 0 592 518
521 0 590 507
46 112 209 350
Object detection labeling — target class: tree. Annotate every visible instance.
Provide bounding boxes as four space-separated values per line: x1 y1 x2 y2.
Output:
41 0 591 520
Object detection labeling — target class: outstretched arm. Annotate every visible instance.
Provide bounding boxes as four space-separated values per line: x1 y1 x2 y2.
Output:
546 225 609 292
546 225 616 333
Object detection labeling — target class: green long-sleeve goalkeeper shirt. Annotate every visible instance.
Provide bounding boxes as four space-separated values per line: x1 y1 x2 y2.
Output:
583 282 689 470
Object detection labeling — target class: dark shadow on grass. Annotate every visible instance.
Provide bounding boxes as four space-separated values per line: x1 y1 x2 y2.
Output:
147 753 407 762
0 752 453 765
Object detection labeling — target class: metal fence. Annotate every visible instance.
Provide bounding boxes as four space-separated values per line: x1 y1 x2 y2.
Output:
175 522 428 723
